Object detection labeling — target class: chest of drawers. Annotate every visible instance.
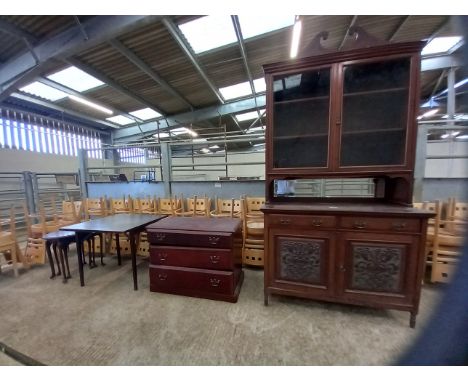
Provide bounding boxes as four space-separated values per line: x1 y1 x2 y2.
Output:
146 217 243 302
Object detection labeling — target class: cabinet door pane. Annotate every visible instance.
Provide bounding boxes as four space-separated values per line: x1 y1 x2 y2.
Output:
340 58 410 167
272 68 331 168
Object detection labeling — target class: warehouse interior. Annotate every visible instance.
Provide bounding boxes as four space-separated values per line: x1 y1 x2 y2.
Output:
0 5 467 370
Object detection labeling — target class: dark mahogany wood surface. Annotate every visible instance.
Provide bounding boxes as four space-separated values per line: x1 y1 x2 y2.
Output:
146 216 241 233
43 230 76 240
60 213 166 233
262 203 434 217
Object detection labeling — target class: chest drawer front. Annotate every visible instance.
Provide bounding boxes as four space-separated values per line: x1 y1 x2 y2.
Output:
147 230 232 248
149 265 236 295
269 214 336 229
149 246 233 270
340 217 420 233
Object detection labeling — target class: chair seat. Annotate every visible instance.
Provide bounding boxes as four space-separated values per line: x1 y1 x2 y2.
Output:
31 223 60 234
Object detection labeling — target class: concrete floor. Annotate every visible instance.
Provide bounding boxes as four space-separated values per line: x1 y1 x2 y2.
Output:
0 252 443 365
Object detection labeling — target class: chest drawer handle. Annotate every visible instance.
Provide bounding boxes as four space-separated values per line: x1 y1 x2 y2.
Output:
158 273 167 281
209 255 220 264
158 253 167 262
312 219 323 227
208 236 220 245
353 221 367 229
280 218 291 225
210 278 221 287
155 233 166 241
392 222 407 231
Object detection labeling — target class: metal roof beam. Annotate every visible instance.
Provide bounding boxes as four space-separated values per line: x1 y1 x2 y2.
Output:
11 91 118 130
0 16 161 98
388 16 410 42
421 54 462 71
109 38 194 110
37 76 144 123
0 19 39 44
161 17 225 104
113 95 266 142
65 57 169 118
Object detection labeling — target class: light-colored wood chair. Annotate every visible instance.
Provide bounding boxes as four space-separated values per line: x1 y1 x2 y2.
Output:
23 203 59 265
133 197 157 214
446 197 468 235
57 199 83 227
427 200 466 283
175 195 211 217
0 208 20 277
109 196 133 214
244 196 265 219
157 197 182 216
241 198 264 267
210 197 242 218
84 197 107 219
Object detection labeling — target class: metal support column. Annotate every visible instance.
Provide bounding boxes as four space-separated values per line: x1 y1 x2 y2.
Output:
160 142 172 197
447 67 456 121
31 172 39 209
78 149 89 198
414 124 428 202
22 171 35 214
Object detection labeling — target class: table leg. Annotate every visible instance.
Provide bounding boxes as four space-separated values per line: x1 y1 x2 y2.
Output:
116 233 122 266
45 240 56 279
52 242 61 276
75 232 85 287
99 233 105 266
129 231 138 291
58 245 67 284
63 244 71 279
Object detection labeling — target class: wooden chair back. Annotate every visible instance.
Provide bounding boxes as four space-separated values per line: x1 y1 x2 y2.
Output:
134 197 156 214
109 196 132 214
176 196 211 217
84 198 107 219
158 198 181 215
0 208 20 276
211 198 241 218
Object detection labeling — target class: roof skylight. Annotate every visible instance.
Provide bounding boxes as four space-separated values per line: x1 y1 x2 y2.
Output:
178 16 237 54
253 78 266 93
238 15 295 39
246 126 266 134
106 115 134 126
422 36 463 56
153 132 170 139
20 82 67 101
219 81 252 100
130 108 162 120
236 109 266 122
47 66 104 92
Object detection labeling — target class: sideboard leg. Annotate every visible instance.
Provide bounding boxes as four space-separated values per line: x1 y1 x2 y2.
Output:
410 312 417 328
264 291 269 306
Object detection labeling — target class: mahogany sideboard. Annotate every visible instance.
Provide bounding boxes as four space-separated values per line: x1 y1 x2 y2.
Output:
146 216 244 303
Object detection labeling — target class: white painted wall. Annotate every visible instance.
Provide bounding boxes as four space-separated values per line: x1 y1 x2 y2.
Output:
0 147 112 173
425 140 468 178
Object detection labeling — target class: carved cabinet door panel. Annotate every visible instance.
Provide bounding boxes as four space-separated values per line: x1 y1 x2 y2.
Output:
336 232 419 305
269 228 334 297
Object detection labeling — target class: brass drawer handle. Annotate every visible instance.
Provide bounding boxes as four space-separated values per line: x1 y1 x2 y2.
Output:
158 253 167 262
353 221 367 229
158 273 167 281
392 222 407 231
210 278 221 287
209 255 220 264
155 233 166 241
280 218 291 225
311 219 323 227
208 236 220 245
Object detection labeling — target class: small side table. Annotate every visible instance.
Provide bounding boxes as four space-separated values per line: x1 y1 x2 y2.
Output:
43 231 76 283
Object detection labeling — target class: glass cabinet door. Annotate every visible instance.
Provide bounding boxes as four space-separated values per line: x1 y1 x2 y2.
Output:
339 57 410 167
272 67 331 169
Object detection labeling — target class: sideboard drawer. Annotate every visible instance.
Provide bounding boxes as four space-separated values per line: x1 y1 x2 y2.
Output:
340 217 420 233
269 214 336 229
149 246 233 270
147 230 232 248
149 265 238 295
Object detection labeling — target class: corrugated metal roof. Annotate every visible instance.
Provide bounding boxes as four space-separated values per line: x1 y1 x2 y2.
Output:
0 15 463 136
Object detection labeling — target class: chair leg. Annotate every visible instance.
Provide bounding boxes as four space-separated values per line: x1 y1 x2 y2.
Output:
99 233 105 266
11 246 18 278
58 246 67 284
63 245 71 279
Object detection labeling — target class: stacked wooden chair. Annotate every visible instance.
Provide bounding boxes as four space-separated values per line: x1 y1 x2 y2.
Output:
0 208 21 277
133 197 157 214
241 197 265 267
109 196 133 214
157 197 182 215
175 195 211 217
210 197 242 218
